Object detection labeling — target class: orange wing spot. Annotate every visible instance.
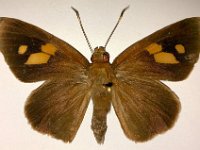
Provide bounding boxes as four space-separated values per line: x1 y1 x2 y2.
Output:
18 45 28 54
146 43 162 54
25 52 50 65
175 44 185 54
154 52 180 64
41 43 57 55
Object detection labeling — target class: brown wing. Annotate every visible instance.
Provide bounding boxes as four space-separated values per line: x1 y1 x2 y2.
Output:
112 78 180 142
25 80 91 143
112 17 200 81
0 17 89 82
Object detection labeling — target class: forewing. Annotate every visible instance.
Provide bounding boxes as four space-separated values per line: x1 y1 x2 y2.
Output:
112 78 180 142
113 17 200 81
25 80 91 143
0 17 89 82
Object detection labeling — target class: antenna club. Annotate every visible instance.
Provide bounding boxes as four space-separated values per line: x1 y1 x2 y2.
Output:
120 6 130 17
71 7 79 16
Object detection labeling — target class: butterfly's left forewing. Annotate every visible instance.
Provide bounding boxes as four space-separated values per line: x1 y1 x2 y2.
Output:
0 17 89 82
111 17 200 142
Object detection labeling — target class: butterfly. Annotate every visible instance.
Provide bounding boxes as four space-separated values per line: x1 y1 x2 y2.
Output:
0 6 199 144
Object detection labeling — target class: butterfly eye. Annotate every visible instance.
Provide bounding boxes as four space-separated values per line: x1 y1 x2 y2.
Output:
91 53 98 62
103 52 110 62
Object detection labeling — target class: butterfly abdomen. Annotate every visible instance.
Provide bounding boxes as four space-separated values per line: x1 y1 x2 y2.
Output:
91 89 111 144
91 108 108 144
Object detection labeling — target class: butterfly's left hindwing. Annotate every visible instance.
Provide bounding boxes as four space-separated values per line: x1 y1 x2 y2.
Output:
25 80 91 142
113 17 200 81
0 17 89 82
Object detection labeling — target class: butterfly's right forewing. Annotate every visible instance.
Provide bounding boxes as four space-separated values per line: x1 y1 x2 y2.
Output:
113 17 200 81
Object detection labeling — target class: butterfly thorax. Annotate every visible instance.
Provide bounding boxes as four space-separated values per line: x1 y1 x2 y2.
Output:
89 46 114 90
89 47 114 86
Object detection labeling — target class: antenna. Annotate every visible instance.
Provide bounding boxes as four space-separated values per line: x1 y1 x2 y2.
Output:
104 6 129 48
71 7 94 53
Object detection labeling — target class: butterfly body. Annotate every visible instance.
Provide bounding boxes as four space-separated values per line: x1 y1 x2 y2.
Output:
0 17 200 144
88 46 114 143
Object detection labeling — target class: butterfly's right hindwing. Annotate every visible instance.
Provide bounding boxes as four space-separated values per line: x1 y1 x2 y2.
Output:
112 79 180 142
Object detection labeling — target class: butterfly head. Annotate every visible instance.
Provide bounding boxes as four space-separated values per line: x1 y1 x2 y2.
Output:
91 46 110 63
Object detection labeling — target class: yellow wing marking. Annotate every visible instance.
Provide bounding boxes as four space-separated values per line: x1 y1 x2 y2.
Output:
25 52 50 65
18 45 28 54
175 44 185 54
146 43 162 54
145 43 183 64
41 43 57 55
24 43 57 65
154 52 179 64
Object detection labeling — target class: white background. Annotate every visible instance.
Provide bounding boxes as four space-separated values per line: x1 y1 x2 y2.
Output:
0 0 200 150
